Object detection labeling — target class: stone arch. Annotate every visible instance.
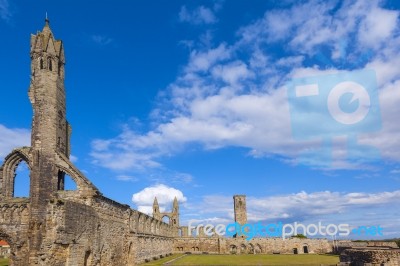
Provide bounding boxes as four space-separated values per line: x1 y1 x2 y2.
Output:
0 228 16 263
240 244 246 254
229 245 237 254
56 169 77 191
248 243 255 254
162 215 170 224
0 148 32 198
303 245 309 254
255 243 262 254
84 249 92 266
56 165 81 191
54 154 100 197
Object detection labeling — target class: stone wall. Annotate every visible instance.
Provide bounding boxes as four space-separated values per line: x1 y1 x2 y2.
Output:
334 240 399 254
174 236 332 255
339 248 400 266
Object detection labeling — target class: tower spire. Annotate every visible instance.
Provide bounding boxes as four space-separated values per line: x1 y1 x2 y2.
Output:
45 12 49 25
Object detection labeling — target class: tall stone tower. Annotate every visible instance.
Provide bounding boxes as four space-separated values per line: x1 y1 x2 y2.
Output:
233 195 247 225
29 17 70 196
28 17 71 262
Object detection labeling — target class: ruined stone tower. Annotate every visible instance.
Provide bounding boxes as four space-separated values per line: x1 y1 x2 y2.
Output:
152 197 179 227
28 18 75 262
233 195 247 225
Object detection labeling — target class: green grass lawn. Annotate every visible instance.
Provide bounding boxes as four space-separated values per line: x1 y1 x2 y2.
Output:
0 258 9 266
141 254 186 265
168 254 339 265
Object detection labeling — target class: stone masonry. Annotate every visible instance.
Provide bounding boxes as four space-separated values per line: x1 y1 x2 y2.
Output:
1 18 398 266
0 19 178 265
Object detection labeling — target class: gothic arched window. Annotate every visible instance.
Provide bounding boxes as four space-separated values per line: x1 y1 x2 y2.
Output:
47 57 52 71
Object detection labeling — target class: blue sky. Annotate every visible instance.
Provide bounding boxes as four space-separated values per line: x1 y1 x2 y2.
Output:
1 0 400 239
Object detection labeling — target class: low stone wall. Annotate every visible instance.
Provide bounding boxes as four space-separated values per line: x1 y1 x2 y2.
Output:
333 241 399 255
339 248 400 266
174 237 331 255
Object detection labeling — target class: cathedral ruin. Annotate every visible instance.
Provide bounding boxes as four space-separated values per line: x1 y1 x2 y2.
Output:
4 19 397 266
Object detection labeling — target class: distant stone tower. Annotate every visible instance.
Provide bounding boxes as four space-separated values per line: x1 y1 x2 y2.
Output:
233 195 247 225
171 197 179 227
152 197 180 227
153 197 161 220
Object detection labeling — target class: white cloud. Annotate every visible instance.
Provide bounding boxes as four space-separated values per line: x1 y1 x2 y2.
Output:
357 4 399 49
0 0 11 22
179 5 218 25
246 190 400 222
116 175 138 182
181 189 400 237
70 155 78 163
91 35 113 46
90 0 400 171
0 124 30 162
132 184 187 214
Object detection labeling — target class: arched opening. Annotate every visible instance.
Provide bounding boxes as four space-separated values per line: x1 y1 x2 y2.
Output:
40 58 44 69
47 58 52 71
84 250 92 266
255 244 262 254
162 216 170 225
293 248 298 254
0 239 10 259
248 243 254 254
58 63 62 76
230 245 237 254
57 171 77 191
13 161 30 197
240 244 246 254
303 245 309 254
0 231 14 265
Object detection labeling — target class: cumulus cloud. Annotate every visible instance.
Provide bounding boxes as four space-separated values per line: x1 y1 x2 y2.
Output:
90 0 400 171
179 5 218 25
132 184 187 215
0 124 30 162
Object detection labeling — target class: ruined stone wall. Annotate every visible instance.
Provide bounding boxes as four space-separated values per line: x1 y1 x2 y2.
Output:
339 249 400 266
334 240 399 254
31 195 175 265
0 199 30 264
173 236 331 255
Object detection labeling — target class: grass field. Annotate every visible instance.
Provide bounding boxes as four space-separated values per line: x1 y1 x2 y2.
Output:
142 254 185 265
0 258 9 266
143 254 339 265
